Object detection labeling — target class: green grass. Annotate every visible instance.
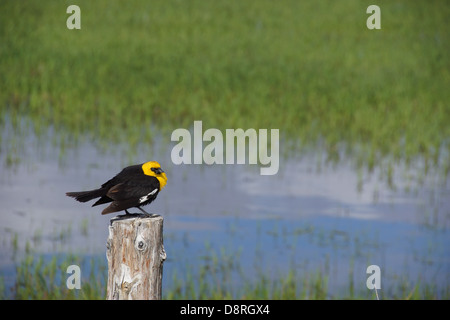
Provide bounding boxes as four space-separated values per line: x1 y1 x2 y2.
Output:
9 253 106 300
1 219 448 300
1 0 449 185
2 245 448 300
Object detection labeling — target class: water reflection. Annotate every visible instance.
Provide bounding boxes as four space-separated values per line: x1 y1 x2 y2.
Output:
0 131 449 297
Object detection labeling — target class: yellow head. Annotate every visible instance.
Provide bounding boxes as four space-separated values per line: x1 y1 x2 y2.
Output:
141 161 167 190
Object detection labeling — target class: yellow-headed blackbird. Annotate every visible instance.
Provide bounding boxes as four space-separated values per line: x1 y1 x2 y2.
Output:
66 161 167 215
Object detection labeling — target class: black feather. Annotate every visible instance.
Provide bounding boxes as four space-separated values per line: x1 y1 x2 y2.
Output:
66 189 106 203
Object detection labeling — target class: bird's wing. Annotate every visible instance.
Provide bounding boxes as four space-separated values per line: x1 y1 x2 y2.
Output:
100 165 142 189
106 178 159 201
101 198 139 215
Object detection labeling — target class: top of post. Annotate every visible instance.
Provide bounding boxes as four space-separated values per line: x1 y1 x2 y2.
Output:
109 213 163 226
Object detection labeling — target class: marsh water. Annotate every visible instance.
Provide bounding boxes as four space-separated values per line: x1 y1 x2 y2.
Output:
1 125 449 298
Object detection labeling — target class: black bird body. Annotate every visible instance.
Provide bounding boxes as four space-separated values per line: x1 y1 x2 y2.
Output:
66 161 167 215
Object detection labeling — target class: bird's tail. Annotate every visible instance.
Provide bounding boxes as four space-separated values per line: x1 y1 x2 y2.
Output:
66 188 105 203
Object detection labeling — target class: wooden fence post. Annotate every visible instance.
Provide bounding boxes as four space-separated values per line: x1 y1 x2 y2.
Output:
106 214 166 300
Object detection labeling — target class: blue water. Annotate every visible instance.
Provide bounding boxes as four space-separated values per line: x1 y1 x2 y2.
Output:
0 130 449 298
163 214 449 297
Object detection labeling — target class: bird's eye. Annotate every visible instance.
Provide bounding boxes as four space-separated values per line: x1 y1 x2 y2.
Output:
151 167 163 174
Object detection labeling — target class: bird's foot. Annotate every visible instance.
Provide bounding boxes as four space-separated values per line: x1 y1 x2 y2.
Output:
137 207 159 218
117 209 140 218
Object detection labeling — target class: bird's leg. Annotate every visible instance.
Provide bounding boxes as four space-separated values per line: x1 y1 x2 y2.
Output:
137 206 159 217
137 207 149 215
124 209 131 215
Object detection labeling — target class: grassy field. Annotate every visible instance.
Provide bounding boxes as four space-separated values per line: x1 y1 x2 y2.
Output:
1 0 449 184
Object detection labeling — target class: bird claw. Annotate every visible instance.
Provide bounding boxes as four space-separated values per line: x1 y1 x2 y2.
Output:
116 209 160 219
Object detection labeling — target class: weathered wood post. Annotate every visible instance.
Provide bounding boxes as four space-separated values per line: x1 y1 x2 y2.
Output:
106 214 166 300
